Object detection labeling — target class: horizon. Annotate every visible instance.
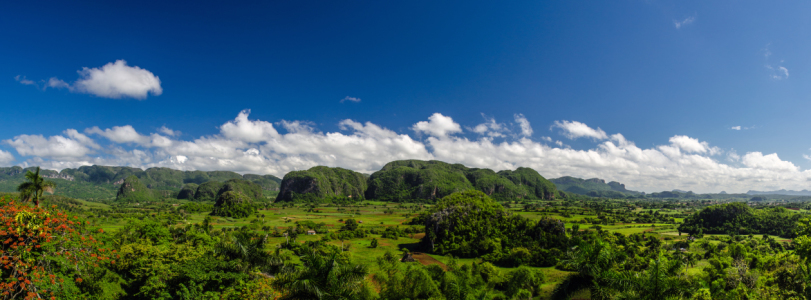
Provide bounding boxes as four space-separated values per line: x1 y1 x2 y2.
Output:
3 1 811 194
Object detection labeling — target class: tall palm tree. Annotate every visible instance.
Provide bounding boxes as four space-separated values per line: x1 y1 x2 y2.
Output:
273 246 369 300
550 241 627 300
16 167 56 207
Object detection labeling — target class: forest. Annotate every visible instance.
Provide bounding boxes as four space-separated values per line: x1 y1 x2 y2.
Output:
3 163 811 299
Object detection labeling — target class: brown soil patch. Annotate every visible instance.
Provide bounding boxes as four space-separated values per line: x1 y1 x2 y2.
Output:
412 233 426 239
410 252 448 270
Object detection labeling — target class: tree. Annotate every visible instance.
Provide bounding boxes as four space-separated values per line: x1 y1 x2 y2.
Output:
551 241 625 300
273 247 371 299
370 238 379 248
16 166 56 207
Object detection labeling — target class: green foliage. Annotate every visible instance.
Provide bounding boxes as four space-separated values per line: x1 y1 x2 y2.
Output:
194 181 223 202
16 166 56 207
212 191 256 218
679 202 800 237
275 166 368 202
218 178 263 201
366 160 558 202
177 183 198 200
115 175 156 203
422 190 569 265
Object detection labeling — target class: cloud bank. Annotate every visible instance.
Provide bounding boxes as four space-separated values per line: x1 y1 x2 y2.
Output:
3 111 810 193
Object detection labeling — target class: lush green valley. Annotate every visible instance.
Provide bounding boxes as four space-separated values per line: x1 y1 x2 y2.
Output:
4 162 811 299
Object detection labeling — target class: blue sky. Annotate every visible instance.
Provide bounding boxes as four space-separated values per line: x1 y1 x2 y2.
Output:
2 1 811 193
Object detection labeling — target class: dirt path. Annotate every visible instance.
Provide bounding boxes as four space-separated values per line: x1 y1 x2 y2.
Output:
410 252 448 270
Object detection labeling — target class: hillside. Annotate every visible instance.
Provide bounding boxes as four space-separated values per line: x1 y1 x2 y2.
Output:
550 176 641 198
0 165 281 200
275 166 368 202
365 160 559 202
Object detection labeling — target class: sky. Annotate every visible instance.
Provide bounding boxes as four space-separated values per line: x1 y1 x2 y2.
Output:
2 1 811 193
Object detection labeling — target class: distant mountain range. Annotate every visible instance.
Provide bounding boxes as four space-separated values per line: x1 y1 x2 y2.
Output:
746 189 811 196
549 176 642 198
0 166 281 200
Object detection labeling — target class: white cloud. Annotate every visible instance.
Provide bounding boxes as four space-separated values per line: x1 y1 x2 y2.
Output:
46 77 70 89
0 150 14 165
158 126 180 137
731 126 741 130
668 135 719 154
86 125 151 145
514 114 533 137
551 120 608 140
19 60 162 99
674 16 695 29
14 75 36 86
8 112 811 193
741 152 798 172
220 109 279 142
469 114 508 138
73 60 162 99
4 133 96 159
412 113 462 137
340 96 361 103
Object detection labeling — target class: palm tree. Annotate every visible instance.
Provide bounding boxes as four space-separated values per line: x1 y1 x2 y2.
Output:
550 241 627 300
273 246 369 300
216 230 283 273
17 167 56 207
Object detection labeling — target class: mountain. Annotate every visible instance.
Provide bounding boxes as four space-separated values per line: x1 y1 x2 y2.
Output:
747 189 811 196
365 160 559 202
116 176 156 202
550 176 641 197
0 165 281 200
275 166 368 202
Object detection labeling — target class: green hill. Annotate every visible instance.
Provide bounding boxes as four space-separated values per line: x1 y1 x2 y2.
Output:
0 165 282 200
365 160 559 202
275 166 367 202
115 176 156 202
550 176 640 198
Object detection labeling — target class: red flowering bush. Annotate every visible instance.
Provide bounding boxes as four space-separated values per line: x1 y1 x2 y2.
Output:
0 197 117 299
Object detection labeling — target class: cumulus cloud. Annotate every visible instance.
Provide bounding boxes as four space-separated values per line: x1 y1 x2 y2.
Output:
731 126 741 130
340 96 361 103
0 150 14 165
741 152 798 172
6 112 811 193
4 133 96 159
412 113 462 137
18 60 162 99
674 16 695 29
220 109 279 142
668 135 719 155
552 120 608 140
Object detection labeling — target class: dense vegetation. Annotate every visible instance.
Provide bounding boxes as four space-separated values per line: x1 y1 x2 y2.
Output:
276 166 368 202
115 175 156 203
212 191 256 218
0 166 281 200
366 160 559 202
679 202 801 237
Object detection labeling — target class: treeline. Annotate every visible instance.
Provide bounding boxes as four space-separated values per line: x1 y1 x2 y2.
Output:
678 202 801 237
